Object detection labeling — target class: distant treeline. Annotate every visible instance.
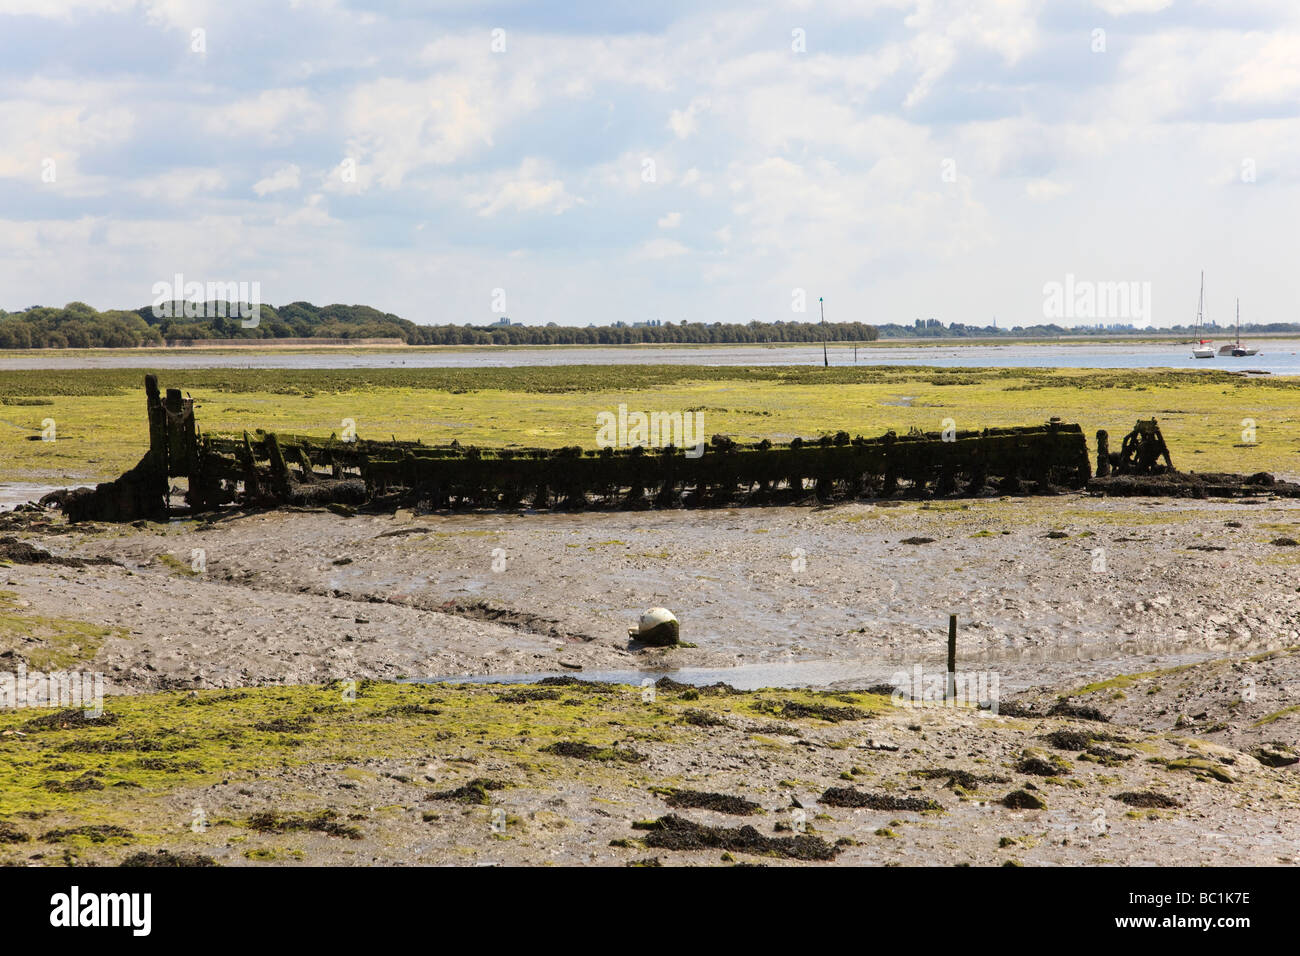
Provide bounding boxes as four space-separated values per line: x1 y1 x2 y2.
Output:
0 301 880 348
13 301 1293 350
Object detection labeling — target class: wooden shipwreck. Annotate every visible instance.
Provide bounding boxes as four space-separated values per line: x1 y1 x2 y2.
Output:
47 375 1099 522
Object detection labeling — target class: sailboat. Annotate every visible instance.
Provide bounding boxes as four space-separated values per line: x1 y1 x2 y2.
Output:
1221 299 1258 357
1191 271 1215 358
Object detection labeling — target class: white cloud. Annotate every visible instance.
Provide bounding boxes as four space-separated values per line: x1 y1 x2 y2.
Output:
134 167 226 202
275 193 335 227
1025 178 1070 200
0 0 134 17
1215 33 1300 106
253 164 302 196
342 75 501 189
668 97 710 139
0 0 224 29
0 98 133 184
657 211 682 228
902 0 1044 106
635 238 689 260
467 160 580 216
1093 0 1173 14
205 88 323 144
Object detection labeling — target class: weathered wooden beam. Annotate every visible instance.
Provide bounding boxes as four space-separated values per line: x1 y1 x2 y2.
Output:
238 431 262 498
293 445 319 483
264 432 292 500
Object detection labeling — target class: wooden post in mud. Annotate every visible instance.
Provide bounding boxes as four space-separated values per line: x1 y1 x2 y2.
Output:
946 614 957 700
145 374 167 470
238 431 261 499
142 374 172 517
164 388 186 472
264 432 292 500
1095 429 1111 478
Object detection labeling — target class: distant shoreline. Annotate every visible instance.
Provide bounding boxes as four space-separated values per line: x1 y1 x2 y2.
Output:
0 331 1292 357
161 336 406 349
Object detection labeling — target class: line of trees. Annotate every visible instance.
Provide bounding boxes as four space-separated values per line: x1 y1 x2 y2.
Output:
0 301 879 348
0 302 163 349
449 320 881 346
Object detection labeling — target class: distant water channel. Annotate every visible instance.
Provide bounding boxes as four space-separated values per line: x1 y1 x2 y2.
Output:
3 339 1300 373
428 648 1227 694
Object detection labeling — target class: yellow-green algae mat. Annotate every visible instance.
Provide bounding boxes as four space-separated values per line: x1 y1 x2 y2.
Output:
0 679 896 863
5 364 1299 482
0 590 126 672
0 672 1290 865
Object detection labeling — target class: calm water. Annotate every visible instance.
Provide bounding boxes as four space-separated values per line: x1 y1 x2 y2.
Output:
428 648 1224 693
0 482 90 512
2 339 1299 373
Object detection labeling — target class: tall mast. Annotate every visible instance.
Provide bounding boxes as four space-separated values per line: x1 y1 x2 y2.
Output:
820 297 828 367
1236 298 1241 346
1196 270 1204 333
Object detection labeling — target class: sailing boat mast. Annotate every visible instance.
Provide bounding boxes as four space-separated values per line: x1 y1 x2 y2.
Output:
1191 271 1216 358
1196 271 1204 333
819 297 828 367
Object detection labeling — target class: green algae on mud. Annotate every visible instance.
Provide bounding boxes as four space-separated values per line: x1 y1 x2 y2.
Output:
0 678 890 861
3 364 1272 398
0 652 1296 865
0 589 126 671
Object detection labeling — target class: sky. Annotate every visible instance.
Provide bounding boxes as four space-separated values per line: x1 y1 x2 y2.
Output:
1 0 1298 328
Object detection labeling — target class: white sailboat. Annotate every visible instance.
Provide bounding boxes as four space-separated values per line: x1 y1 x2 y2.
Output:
1191 271 1215 358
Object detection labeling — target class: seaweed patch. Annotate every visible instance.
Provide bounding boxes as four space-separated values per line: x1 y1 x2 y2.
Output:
633 814 839 861
819 787 943 811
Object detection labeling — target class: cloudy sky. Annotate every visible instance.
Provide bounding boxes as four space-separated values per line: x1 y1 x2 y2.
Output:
1 0 1297 328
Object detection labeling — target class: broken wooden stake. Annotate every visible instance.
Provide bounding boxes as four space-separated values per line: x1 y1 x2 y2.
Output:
946 614 957 701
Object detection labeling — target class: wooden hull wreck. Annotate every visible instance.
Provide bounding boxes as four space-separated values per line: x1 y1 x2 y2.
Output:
46 375 1095 522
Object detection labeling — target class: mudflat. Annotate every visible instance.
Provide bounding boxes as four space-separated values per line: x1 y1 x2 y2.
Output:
1 494 1297 865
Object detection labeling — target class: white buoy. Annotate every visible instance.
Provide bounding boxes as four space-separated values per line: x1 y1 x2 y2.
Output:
630 607 679 646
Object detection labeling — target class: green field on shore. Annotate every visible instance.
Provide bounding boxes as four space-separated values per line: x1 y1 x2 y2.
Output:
1 365 1295 482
